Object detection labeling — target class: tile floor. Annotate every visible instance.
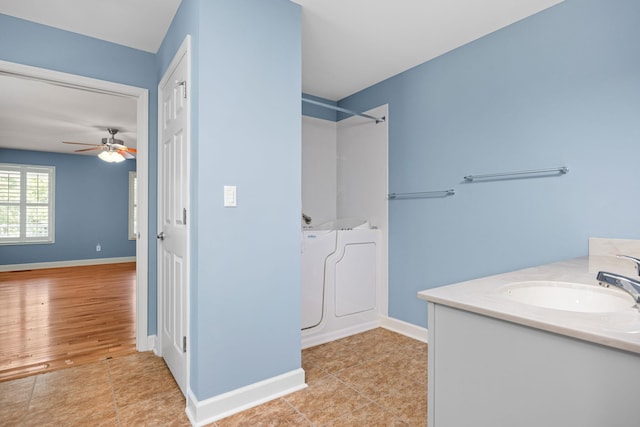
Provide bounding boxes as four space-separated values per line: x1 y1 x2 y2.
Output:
219 328 427 426
0 328 427 426
1 351 189 426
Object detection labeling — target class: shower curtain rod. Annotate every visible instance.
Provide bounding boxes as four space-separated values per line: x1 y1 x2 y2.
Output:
302 97 385 124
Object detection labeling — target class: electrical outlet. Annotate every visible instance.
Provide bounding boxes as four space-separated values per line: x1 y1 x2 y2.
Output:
96 244 101 252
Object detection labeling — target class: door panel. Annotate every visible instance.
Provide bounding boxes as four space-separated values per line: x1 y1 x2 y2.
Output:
158 42 190 396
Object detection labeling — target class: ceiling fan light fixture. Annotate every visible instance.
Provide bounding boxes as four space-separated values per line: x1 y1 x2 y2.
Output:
98 150 125 163
64 128 135 161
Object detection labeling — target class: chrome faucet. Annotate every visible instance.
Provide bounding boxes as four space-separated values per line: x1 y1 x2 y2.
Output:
597 254 640 309
616 254 640 274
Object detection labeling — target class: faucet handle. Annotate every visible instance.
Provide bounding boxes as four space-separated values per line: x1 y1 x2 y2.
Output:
617 254 640 275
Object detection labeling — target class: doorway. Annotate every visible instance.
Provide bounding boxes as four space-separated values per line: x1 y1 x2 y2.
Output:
0 60 150 356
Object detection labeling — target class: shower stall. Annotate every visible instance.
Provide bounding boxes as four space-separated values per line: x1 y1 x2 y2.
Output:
301 102 388 348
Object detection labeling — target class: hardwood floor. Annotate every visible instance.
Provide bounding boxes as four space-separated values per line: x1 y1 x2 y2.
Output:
0 263 137 382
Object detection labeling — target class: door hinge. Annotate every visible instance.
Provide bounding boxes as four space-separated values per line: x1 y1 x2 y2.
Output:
178 80 187 99
183 208 187 225
183 336 187 353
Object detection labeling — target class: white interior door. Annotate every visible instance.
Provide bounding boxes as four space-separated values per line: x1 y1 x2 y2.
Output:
158 37 190 396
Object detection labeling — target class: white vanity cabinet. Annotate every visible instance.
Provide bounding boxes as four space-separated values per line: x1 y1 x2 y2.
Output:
426 302 639 427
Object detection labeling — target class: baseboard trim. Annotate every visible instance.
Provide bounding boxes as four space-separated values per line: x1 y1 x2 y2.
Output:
140 335 156 353
380 316 428 343
301 320 380 349
0 256 136 272
186 368 306 426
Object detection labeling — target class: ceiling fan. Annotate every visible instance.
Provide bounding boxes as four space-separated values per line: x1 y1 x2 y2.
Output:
63 128 137 162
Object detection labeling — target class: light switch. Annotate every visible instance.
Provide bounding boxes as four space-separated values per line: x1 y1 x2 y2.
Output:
224 185 237 207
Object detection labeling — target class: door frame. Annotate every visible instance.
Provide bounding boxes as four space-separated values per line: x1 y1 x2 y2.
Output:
156 35 191 393
0 59 150 350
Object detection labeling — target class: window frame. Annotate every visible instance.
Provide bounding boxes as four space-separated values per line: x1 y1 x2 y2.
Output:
0 163 55 245
128 170 137 240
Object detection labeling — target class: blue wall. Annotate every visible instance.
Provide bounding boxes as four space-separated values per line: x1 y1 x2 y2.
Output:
2 2 302 404
159 0 302 400
338 0 640 327
0 149 135 263
0 13 158 332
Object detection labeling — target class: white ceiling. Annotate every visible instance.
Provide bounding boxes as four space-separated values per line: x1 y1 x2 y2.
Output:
0 0 182 53
0 74 137 155
293 0 564 100
0 0 564 155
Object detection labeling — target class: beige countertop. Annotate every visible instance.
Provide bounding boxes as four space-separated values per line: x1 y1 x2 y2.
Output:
418 256 640 354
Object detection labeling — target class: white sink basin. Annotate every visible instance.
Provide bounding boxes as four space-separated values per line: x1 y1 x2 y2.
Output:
500 281 635 313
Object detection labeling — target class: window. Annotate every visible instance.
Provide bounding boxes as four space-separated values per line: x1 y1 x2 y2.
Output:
129 171 137 240
0 163 55 245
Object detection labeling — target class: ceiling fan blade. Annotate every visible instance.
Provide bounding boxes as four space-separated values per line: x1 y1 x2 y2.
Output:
63 141 102 147
118 149 135 159
124 147 137 153
75 147 103 152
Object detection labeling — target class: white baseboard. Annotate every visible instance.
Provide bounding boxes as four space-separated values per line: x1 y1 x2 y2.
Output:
380 316 428 343
138 335 157 353
302 317 427 348
0 256 136 272
183 318 424 425
301 320 380 349
186 368 306 426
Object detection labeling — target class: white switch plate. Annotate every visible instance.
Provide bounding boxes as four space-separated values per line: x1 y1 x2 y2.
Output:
224 185 237 207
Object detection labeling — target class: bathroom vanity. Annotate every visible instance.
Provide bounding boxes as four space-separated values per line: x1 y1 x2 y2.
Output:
418 240 640 427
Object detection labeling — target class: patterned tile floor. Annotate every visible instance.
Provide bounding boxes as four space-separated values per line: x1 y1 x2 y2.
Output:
220 328 428 426
0 328 427 426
